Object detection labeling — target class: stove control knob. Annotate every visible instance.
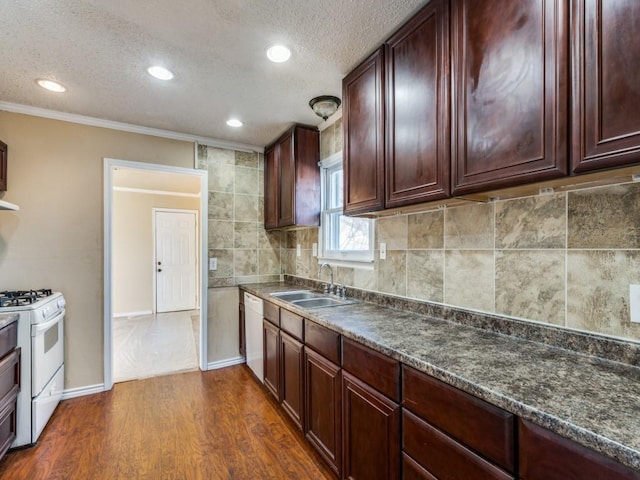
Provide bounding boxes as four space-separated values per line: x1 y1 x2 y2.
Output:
41 310 47 318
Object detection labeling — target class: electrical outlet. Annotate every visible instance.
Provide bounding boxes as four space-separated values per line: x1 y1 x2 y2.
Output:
209 258 217 271
380 242 387 260
630 285 640 323
312 243 318 257
296 244 301 257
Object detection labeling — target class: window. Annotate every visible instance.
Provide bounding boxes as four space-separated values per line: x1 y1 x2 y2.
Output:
319 153 374 264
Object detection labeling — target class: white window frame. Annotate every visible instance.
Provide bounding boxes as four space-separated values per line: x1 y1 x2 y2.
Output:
318 152 374 267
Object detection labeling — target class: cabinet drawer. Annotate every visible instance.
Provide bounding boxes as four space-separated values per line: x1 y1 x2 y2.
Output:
0 321 17 360
402 453 437 480
304 320 340 365
263 301 280 327
519 419 640 480
342 337 400 401
403 409 513 480
0 394 17 461
402 365 515 472
280 309 304 341
0 348 19 401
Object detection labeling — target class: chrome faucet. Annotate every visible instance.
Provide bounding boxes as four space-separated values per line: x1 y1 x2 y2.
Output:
318 263 334 294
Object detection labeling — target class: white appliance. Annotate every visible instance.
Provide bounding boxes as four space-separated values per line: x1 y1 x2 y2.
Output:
0 290 65 447
244 292 264 382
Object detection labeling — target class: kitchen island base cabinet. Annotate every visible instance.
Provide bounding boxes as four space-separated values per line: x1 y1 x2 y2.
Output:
519 419 640 480
342 371 400 480
304 347 341 477
280 331 304 430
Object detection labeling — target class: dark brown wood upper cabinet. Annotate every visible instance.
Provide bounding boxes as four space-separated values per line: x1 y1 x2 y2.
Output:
571 0 640 173
343 47 386 215
263 125 320 230
0 141 7 192
385 0 450 208
451 0 569 195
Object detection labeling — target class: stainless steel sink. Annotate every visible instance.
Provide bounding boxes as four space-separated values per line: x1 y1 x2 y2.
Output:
291 297 348 308
270 290 318 301
270 290 358 308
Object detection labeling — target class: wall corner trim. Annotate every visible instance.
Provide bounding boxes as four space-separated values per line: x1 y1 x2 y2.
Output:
61 383 106 400
207 356 245 371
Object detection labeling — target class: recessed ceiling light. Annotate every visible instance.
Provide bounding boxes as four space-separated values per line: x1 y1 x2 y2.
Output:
147 66 174 80
266 45 291 63
37 79 66 93
226 119 243 128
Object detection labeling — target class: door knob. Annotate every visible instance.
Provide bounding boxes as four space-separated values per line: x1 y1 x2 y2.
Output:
157 261 162 265
158 268 162 272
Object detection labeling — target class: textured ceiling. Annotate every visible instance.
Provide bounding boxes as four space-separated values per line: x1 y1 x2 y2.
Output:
0 0 426 149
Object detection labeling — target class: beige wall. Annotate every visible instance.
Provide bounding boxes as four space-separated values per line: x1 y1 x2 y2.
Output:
285 118 640 343
0 111 194 388
113 191 200 315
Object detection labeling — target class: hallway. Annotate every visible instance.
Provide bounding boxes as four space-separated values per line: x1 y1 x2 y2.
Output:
113 310 200 383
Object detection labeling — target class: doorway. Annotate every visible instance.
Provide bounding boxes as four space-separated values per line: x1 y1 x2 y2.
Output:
104 158 208 390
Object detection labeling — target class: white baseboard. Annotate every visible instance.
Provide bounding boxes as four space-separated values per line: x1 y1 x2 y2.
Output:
207 356 245 370
113 310 153 318
62 383 106 400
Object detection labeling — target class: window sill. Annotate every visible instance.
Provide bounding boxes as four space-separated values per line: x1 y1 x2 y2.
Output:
316 257 375 270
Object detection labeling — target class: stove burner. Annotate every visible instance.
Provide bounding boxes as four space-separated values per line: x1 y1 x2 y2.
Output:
0 289 53 308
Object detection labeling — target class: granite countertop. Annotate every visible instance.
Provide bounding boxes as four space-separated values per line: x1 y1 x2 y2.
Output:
0 313 18 330
241 282 640 472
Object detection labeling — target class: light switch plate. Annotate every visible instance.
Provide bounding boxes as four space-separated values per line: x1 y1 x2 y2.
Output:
312 243 318 257
630 285 640 323
209 258 217 271
296 244 301 257
380 242 387 260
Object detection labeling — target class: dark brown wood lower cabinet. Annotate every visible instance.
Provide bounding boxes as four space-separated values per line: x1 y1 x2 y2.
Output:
263 319 280 401
280 331 304 430
304 347 342 477
342 371 400 480
519 419 640 480
402 453 437 480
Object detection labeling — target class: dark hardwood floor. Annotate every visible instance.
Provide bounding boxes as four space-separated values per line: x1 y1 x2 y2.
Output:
0 366 335 479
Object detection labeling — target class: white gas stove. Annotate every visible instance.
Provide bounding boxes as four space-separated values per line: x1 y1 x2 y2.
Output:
0 290 65 447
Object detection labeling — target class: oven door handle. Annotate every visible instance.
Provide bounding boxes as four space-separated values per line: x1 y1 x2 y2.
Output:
31 310 65 336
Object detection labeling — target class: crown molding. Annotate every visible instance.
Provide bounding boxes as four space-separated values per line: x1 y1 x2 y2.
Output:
0 101 264 153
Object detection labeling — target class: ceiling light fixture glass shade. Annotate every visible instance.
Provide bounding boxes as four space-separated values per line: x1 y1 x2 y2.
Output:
309 96 341 121
147 66 174 80
266 45 291 63
226 119 243 127
37 79 66 93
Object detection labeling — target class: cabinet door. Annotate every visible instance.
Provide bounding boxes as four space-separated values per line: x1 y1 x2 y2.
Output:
343 47 385 215
342 371 400 480
239 303 246 358
263 319 280 401
304 347 342 477
452 0 568 194
385 0 450 208
280 331 304 430
278 132 295 227
264 145 278 229
572 0 640 173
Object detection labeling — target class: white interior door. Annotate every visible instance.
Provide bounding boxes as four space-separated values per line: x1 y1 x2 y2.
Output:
155 210 197 313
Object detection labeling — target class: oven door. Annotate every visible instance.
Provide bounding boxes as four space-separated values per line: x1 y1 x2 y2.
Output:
31 310 64 396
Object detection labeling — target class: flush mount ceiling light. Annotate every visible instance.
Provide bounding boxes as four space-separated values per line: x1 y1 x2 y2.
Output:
266 45 291 63
37 79 66 93
309 96 341 121
226 119 243 127
147 66 174 80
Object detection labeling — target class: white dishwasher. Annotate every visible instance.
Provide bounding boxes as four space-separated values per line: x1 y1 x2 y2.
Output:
244 292 264 382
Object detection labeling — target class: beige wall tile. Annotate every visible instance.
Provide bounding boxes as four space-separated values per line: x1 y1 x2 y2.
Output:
333 118 343 155
258 248 281 275
445 250 494 312
281 249 296 275
353 266 378 291
258 228 281 250
207 147 235 165
208 221 234 249
495 250 565 325
378 216 408 250
235 166 258 195
567 251 640 340
234 222 258 249
208 192 234 220
335 266 355 286
208 248 234 278
235 151 259 169
320 123 334 160
407 251 444 302
496 194 566 248
234 194 259 222
445 203 494 249
208 163 234 193
378 251 406 296
408 211 444 249
568 183 640 249
234 249 258 276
